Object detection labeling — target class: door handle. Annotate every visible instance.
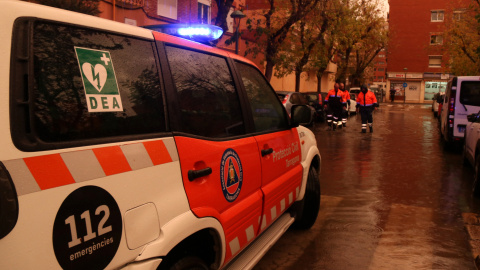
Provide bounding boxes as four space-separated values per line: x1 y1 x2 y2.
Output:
188 167 212 181
261 148 273 157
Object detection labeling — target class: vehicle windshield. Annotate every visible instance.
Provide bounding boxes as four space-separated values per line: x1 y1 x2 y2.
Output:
350 88 360 94
460 81 480 106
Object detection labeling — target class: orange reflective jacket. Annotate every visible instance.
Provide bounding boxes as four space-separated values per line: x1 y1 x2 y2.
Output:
356 91 378 107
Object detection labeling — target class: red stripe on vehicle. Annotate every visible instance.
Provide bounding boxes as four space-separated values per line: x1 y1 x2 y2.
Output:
93 146 132 176
143 140 173 165
24 154 75 190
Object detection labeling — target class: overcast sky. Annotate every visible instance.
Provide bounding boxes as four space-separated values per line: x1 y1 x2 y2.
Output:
381 0 389 18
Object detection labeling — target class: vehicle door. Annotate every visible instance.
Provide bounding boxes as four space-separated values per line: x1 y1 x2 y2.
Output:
161 45 263 264
466 113 480 159
456 79 480 138
234 62 303 232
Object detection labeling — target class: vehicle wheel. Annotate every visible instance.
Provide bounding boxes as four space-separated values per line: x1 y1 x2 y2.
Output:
463 141 470 166
474 154 480 197
292 166 320 230
167 256 209 270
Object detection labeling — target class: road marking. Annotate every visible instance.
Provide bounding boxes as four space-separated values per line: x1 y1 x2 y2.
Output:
369 204 434 270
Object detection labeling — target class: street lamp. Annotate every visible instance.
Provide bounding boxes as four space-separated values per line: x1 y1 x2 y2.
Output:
230 10 246 55
403 67 408 104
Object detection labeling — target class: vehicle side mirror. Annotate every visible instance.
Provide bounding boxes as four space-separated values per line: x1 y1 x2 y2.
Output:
467 114 477 122
291 105 312 127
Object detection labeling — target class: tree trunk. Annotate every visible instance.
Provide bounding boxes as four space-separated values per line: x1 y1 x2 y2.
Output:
316 68 326 93
265 61 274 82
295 70 301 92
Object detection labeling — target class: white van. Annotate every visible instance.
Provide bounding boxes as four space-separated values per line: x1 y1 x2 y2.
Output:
440 76 480 145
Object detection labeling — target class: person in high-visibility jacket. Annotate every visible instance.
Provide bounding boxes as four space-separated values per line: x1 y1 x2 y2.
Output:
340 82 350 127
356 84 379 133
324 83 346 131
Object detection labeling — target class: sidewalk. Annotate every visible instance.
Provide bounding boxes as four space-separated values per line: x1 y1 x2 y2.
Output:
462 213 480 269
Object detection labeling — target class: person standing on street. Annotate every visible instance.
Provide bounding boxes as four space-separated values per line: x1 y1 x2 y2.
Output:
340 82 350 127
390 88 396 103
356 85 378 133
324 83 346 131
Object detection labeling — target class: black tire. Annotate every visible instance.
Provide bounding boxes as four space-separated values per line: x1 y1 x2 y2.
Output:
292 166 320 230
463 141 470 166
474 155 480 197
168 256 209 270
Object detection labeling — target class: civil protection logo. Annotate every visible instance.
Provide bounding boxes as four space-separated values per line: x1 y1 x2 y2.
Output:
220 148 243 202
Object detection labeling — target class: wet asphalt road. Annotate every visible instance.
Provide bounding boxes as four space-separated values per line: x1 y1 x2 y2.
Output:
254 103 480 270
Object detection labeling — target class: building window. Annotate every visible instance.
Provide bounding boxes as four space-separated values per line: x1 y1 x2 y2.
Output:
157 0 177 20
454 9 466 21
378 68 385 72
198 0 211 24
431 10 444 22
429 55 442 68
378 54 385 58
430 34 443 45
378 61 385 65
377 76 384 81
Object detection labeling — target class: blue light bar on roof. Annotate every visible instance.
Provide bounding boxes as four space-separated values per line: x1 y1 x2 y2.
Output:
144 24 223 44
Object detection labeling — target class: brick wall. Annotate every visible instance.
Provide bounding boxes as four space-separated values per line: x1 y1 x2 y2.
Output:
388 0 469 74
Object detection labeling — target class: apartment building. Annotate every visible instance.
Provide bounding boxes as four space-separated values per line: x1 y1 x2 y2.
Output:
388 0 469 102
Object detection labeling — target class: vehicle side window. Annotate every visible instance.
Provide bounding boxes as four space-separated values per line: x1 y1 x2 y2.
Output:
460 81 480 106
12 20 166 151
165 46 244 137
235 62 289 133
298 94 308 105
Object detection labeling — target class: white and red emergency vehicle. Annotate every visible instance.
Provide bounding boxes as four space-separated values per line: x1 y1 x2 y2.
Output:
0 1 321 269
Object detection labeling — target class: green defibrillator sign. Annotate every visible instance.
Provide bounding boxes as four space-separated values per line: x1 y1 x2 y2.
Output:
75 47 123 112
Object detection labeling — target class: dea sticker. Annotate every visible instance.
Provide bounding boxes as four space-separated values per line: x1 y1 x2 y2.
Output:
53 186 122 270
220 149 243 202
75 47 123 112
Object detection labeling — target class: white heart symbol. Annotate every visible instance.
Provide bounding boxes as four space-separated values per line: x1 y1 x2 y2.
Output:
82 63 107 92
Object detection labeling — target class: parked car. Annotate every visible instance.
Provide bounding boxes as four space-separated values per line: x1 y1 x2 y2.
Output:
432 92 445 117
439 76 480 147
349 87 361 95
277 91 316 125
304 92 326 122
463 111 480 196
